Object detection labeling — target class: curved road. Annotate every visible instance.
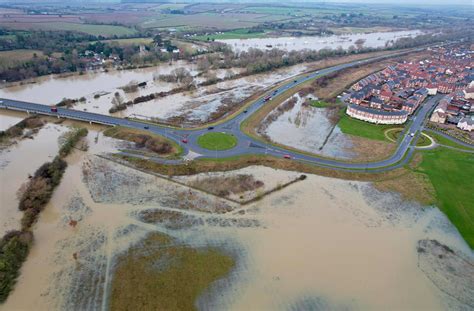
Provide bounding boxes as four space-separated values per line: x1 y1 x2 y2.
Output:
0 48 440 172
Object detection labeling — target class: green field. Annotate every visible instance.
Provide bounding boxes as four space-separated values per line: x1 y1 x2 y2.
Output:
426 131 474 151
197 132 238 150
416 147 474 248
37 22 136 37
0 49 44 69
101 37 153 46
193 28 267 41
337 112 397 141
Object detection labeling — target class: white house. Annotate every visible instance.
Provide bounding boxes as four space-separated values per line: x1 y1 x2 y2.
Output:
457 117 474 132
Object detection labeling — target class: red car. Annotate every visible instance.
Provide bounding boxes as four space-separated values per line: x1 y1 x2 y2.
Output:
283 154 292 159
182 138 188 143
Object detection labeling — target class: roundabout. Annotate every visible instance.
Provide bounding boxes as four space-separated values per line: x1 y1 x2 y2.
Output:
197 132 238 151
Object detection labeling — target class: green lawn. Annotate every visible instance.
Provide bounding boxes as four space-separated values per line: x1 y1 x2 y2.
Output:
337 112 397 141
193 28 267 41
197 132 237 150
416 147 474 248
415 134 432 147
425 131 474 151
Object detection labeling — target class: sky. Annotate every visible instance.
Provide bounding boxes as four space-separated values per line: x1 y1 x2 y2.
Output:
3 0 472 6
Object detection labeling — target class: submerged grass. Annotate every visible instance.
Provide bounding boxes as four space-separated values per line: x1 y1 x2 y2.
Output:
110 232 235 311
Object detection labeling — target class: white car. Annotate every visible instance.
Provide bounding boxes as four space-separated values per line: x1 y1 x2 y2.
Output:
410 133 415 137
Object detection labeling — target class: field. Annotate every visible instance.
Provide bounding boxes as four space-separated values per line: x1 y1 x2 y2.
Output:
193 28 267 41
110 233 235 311
337 112 396 141
328 26 396 34
140 13 287 30
103 126 182 157
101 38 153 46
0 49 44 69
416 148 474 248
197 132 238 150
0 20 136 37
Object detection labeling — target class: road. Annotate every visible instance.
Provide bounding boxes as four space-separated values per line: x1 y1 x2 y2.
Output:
0 48 440 172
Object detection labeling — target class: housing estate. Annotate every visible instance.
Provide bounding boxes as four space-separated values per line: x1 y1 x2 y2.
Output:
346 45 473 125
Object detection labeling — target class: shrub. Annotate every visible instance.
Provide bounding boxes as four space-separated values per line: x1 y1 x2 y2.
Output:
58 128 88 158
0 231 33 303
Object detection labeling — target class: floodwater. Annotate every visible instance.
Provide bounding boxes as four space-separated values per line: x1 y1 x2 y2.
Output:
264 94 355 159
0 110 24 131
220 30 423 53
0 61 309 123
1 123 472 310
0 61 194 105
0 122 68 236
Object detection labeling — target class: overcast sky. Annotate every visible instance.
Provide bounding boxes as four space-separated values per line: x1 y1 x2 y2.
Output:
5 0 473 6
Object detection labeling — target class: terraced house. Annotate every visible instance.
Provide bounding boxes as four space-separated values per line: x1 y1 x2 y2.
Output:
346 45 473 125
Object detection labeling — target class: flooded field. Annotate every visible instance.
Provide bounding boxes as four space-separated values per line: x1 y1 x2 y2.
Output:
220 30 423 53
262 94 355 159
0 60 309 124
1 119 472 310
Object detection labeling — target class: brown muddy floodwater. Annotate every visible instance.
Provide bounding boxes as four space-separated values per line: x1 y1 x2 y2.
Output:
0 124 472 310
0 61 309 124
0 121 68 236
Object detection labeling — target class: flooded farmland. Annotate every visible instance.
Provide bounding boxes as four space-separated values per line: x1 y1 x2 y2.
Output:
262 94 356 159
0 60 310 124
0 117 472 310
220 30 423 53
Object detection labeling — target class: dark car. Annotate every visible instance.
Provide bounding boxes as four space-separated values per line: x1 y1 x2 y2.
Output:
208 126 214 130
50 106 58 113
264 96 272 101
293 80 298 83
144 126 149 129
182 138 188 143
243 110 248 113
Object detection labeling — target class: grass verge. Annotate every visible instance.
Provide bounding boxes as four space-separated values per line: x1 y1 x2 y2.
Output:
415 147 474 248
426 131 474 151
103 126 182 157
110 232 234 311
197 132 237 151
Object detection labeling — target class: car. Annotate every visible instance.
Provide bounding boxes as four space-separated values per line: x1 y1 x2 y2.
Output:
293 80 297 83
208 126 214 130
50 107 58 113
410 133 415 137
243 110 248 113
273 90 278 93
283 154 292 159
144 126 149 129
264 96 272 101
182 138 188 143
